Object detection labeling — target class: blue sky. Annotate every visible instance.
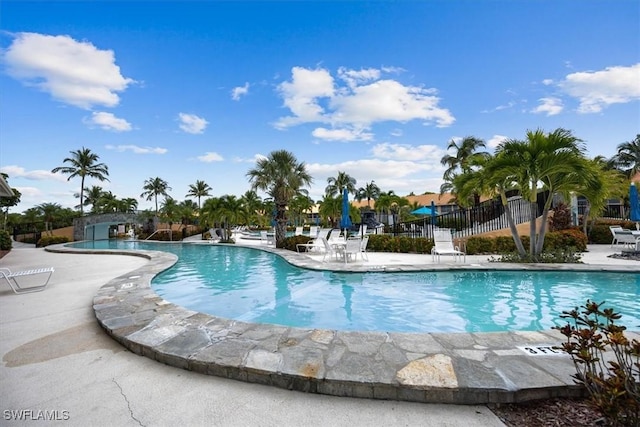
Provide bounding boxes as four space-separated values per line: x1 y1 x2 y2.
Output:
1 1 639 213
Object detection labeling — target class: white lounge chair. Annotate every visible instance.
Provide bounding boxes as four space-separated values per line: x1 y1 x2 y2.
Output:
431 229 466 262
308 226 319 238
294 226 304 236
0 267 54 294
296 228 331 253
614 229 640 249
609 225 624 247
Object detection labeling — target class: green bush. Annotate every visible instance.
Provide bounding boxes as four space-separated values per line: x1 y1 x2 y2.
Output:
281 235 314 252
544 228 587 252
0 230 12 250
465 236 495 254
36 235 69 247
555 301 640 426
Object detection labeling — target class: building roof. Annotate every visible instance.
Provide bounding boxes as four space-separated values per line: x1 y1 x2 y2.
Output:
0 174 14 198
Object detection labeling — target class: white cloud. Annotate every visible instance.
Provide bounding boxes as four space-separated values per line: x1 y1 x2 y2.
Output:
311 127 373 142
3 32 134 109
85 111 132 131
231 82 250 100
0 165 67 182
542 79 554 86
197 152 224 162
390 129 403 137
487 135 509 150
274 66 454 139
559 63 640 113
105 144 167 154
233 154 267 163
531 97 564 116
178 113 209 134
371 143 446 162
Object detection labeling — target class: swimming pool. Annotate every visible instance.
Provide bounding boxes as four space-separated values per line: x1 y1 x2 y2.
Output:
69 240 640 333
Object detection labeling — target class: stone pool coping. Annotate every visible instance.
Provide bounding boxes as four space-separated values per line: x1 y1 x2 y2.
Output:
47 242 640 405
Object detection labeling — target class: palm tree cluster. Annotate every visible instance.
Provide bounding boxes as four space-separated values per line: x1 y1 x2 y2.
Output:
3 130 637 253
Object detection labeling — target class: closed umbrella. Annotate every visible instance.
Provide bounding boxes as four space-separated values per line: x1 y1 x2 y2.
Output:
340 188 352 238
630 182 639 224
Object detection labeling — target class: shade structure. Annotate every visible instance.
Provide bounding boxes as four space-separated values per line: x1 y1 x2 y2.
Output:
630 182 640 221
340 188 352 232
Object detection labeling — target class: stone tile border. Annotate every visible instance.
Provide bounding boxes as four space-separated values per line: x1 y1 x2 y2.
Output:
47 242 639 404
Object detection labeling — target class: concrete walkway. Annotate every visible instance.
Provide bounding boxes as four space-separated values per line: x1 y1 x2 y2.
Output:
1 240 637 426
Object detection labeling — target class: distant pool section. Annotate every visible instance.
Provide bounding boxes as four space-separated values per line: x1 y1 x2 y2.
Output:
68 240 640 333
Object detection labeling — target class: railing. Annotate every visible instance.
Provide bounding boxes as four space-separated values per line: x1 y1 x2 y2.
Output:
393 195 544 240
145 229 172 240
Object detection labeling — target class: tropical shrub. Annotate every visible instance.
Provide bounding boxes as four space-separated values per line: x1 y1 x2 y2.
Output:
554 301 639 426
465 236 495 254
0 230 12 250
549 202 573 231
544 228 588 252
36 235 69 247
281 235 314 252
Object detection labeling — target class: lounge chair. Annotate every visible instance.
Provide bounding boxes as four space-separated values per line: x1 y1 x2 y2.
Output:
0 267 54 294
328 229 345 243
296 228 331 253
308 226 318 238
431 229 466 262
609 225 624 247
294 226 304 236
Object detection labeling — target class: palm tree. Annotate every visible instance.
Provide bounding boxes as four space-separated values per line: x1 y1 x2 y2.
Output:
440 136 489 206
239 190 263 226
611 134 640 179
217 195 243 239
186 180 212 210
489 128 601 258
160 197 179 234
289 193 314 226
355 180 381 208
36 202 63 235
317 195 341 227
51 147 109 216
118 197 139 213
325 171 357 197
82 185 104 214
141 177 171 216
246 150 313 247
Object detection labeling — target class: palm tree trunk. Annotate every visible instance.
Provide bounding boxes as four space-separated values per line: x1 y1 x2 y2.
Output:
501 192 527 256
529 201 537 257
534 196 555 255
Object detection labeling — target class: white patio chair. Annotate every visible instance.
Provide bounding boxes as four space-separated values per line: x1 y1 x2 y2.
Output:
609 225 624 247
359 235 369 261
343 237 362 263
320 237 343 262
0 267 54 294
431 229 466 262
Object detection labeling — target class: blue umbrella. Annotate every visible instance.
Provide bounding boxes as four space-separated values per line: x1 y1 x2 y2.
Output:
411 206 433 216
340 188 352 236
630 182 640 221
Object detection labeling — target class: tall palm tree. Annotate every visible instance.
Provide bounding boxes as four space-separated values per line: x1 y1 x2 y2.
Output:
611 134 640 179
355 180 381 208
141 177 171 216
186 180 212 210
325 171 357 197
246 150 313 247
51 147 109 216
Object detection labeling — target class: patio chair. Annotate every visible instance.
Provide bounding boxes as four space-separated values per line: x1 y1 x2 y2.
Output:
0 267 54 294
328 229 345 243
320 237 343 262
294 226 304 236
342 237 362 263
609 225 624 247
296 228 331 253
359 235 370 261
614 229 639 249
431 229 466 262
308 226 319 238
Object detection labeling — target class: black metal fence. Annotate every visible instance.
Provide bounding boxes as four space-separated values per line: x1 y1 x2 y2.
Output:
393 194 545 239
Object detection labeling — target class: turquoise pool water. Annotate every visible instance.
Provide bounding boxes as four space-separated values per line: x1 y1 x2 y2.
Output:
69 240 640 333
